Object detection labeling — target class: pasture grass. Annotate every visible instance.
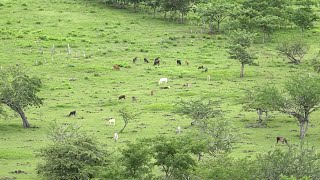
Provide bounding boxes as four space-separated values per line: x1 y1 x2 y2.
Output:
0 0 319 179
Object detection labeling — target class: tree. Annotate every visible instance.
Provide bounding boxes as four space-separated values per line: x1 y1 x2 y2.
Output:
253 75 320 139
277 40 309 64
255 144 320 179
152 136 196 179
145 0 161 17
37 123 106 180
253 15 280 43
227 30 256 78
243 86 283 125
292 0 319 32
0 65 43 128
174 99 221 124
196 0 234 33
118 106 139 133
121 141 154 179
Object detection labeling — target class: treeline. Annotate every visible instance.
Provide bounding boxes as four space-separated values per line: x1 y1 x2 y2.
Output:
37 122 320 179
101 0 319 42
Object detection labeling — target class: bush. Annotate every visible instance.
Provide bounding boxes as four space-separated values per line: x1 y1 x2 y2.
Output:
37 123 106 180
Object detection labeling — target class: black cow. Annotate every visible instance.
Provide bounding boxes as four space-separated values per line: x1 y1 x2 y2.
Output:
68 110 76 117
198 65 204 69
144 58 149 63
177 60 182 65
133 57 137 63
118 95 126 100
154 57 160 66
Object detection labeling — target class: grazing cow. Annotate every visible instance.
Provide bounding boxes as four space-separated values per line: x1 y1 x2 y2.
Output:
276 137 288 144
132 96 137 102
114 132 119 142
118 95 126 100
113 64 120 71
177 60 182 65
203 67 208 72
158 78 168 85
144 58 149 63
198 65 204 69
160 86 171 89
154 57 160 66
68 110 76 117
151 90 155 96
133 57 137 63
108 118 116 126
176 126 181 134
207 75 211 81
183 83 191 88
185 60 189 66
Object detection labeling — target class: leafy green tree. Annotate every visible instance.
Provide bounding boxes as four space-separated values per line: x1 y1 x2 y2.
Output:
174 99 221 124
144 0 161 17
243 86 283 125
277 40 309 64
153 136 196 179
255 144 320 179
227 30 256 78
253 15 280 43
121 141 154 179
253 75 320 139
0 65 43 128
196 0 234 33
292 0 319 32
37 123 106 180
118 106 139 133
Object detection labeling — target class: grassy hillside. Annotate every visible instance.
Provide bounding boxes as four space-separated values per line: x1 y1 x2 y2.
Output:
0 0 319 179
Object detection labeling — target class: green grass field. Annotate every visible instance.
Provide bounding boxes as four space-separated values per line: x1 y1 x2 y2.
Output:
0 0 320 179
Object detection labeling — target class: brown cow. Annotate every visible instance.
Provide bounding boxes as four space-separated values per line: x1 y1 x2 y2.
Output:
113 64 120 71
276 137 288 144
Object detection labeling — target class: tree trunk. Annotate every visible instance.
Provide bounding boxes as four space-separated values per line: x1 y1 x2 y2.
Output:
120 121 128 133
300 121 306 139
209 16 213 34
153 7 156 17
17 107 30 128
240 63 245 78
217 21 220 33
257 109 263 124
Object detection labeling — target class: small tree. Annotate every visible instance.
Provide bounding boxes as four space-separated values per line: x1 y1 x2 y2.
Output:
37 123 106 180
174 99 221 124
243 86 283 125
292 1 319 32
152 136 196 180
118 107 139 133
277 40 309 64
227 30 256 78
0 65 43 128
121 141 154 179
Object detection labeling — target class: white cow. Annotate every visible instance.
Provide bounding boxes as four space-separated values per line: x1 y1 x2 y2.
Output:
158 78 168 85
108 118 116 126
176 126 182 134
114 132 119 142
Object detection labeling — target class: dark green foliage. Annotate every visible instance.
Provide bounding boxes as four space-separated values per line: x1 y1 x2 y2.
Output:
0 65 43 128
152 136 196 179
227 30 256 78
121 141 154 179
291 0 319 32
255 144 320 179
196 155 257 179
37 124 106 180
277 40 309 64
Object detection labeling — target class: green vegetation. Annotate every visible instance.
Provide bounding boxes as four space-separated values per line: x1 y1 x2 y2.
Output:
0 0 319 179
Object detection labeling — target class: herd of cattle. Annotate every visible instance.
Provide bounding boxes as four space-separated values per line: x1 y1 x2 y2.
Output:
66 56 289 144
